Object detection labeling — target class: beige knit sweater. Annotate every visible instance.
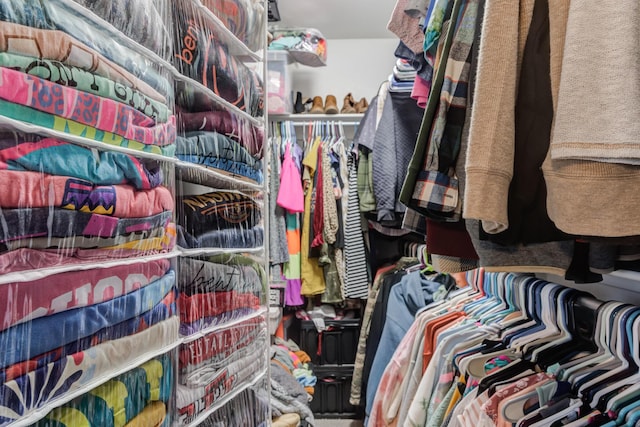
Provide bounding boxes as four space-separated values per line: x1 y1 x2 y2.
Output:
551 0 640 164
455 0 573 275
462 0 535 234
543 0 640 237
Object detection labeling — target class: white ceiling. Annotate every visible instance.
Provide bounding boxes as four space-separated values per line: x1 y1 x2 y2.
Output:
271 0 397 40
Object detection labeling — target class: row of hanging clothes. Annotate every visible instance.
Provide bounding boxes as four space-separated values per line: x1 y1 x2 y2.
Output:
363 268 640 427
268 119 367 306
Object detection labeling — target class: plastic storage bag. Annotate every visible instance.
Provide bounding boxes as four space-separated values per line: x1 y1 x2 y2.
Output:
269 28 327 67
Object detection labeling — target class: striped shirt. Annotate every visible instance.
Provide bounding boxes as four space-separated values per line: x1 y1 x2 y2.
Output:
344 151 370 299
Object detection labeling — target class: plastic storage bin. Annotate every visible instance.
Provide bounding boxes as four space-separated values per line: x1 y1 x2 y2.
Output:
267 50 292 114
300 319 359 366
310 367 358 418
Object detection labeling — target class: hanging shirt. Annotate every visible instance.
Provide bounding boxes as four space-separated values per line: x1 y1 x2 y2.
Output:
300 137 326 296
344 149 371 300
366 271 445 418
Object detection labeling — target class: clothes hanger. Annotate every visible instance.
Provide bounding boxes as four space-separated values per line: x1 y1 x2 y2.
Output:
492 277 544 343
504 298 620 426
474 279 522 340
474 281 555 393
584 307 640 411
578 306 637 401
467 278 543 365
472 273 517 328
461 268 485 298
332 124 345 153
535 291 606 372
280 121 288 154
289 121 297 145
512 285 568 356
464 273 530 349
306 121 313 151
517 285 567 346
449 273 503 359
527 288 580 364
603 312 640 415
501 280 550 346
525 398 584 427
611 398 640 427
612 395 640 427
463 271 502 318
561 409 604 427
489 275 533 336
566 302 619 380
623 406 640 426
454 278 533 384
490 281 560 353
581 305 636 395
498 375 560 425
565 302 627 390
481 274 520 325
310 120 317 143
456 275 524 376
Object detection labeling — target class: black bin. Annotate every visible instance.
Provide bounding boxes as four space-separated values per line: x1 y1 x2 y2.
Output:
310 367 358 418
300 319 360 366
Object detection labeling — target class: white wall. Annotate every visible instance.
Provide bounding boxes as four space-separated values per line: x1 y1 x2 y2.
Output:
289 38 399 105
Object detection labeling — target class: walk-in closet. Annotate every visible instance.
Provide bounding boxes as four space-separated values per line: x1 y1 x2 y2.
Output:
0 1 639 426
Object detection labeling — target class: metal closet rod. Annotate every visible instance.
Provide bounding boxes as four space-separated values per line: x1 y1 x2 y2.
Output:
271 121 362 126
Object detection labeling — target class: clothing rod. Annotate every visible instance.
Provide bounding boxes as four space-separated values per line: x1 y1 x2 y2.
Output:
271 121 362 126
268 113 364 122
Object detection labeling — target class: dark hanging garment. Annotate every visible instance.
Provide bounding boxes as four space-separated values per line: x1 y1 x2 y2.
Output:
482 0 570 246
372 91 424 225
426 219 479 260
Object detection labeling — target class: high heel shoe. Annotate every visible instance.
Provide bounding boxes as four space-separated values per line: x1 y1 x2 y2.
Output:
355 97 369 113
340 93 357 114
